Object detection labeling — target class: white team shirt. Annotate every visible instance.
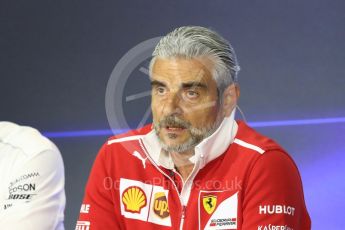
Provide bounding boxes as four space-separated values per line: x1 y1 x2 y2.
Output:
0 122 65 229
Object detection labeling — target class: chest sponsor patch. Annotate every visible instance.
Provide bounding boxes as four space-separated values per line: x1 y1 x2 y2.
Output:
203 195 217 214
122 186 147 213
120 178 171 227
153 192 169 218
199 191 238 230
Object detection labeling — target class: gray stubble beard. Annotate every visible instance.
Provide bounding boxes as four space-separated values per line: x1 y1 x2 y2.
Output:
153 112 223 153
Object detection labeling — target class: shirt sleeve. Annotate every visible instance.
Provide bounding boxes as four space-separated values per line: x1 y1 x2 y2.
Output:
76 144 121 230
241 150 311 230
0 149 65 230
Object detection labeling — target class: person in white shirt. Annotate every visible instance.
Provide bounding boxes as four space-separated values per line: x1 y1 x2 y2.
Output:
0 121 65 230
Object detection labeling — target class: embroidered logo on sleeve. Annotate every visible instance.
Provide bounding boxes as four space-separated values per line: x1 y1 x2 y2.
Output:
257 224 294 230
80 204 90 214
4 172 40 209
75 221 90 230
259 205 295 216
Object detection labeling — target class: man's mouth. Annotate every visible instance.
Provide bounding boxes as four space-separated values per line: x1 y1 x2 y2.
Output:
163 124 188 133
157 116 190 134
165 126 186 131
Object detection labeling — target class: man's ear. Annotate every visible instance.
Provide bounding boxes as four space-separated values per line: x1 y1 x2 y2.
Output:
222 83 240 117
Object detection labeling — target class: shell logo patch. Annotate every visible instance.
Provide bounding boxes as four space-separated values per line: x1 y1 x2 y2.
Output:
119 178 172 226
122 186 147 213
153 192 170 218
203 195 217 214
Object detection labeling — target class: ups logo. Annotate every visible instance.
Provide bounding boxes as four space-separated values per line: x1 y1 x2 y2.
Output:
153 192 169 218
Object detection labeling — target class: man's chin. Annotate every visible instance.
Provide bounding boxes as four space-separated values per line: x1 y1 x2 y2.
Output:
154 126 214 153
162 144 194 153
159 137 197 153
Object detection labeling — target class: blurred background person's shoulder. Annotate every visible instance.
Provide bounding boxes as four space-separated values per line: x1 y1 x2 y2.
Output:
0 121 65 230
0 121 59 157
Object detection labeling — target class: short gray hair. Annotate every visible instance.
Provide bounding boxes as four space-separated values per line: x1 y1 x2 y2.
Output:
149 26 240 93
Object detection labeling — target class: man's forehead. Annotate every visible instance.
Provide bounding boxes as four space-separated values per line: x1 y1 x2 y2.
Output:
150 72 209 85
150 57 214 85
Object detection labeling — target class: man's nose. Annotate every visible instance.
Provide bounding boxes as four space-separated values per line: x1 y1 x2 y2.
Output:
161 92 183 116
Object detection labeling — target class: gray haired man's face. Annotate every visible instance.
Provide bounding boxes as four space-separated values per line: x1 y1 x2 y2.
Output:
150 57 223 152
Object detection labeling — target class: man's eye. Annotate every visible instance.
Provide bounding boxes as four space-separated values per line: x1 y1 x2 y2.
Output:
186 90 199 99
156 87 166 95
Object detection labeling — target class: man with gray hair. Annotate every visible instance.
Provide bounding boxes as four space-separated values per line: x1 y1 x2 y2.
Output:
77 26 311 229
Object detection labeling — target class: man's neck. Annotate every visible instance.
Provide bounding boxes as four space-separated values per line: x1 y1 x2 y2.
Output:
170 150 195 182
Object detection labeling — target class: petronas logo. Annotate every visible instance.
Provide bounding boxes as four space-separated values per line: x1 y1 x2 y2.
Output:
122 186 147 213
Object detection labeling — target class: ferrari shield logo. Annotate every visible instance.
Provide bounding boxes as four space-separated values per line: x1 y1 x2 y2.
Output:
203 195 217 214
